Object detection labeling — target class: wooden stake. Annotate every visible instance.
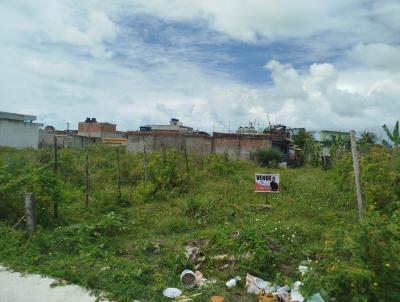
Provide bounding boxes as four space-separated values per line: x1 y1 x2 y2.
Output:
53 135 58 218
350 130 364 220
162 143 166 164
144 145 148 184
184 148 189 173
116 147 121 200
24 193 35 236
53 135 58 174
85 148 90 206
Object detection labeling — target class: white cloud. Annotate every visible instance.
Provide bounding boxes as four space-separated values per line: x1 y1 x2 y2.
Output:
347 43 400 72
60 10 116 58
0 1 116 59
130 0 400 44
0 0 399 139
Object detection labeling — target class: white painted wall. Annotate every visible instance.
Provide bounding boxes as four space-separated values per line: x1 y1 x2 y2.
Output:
0 119 40 149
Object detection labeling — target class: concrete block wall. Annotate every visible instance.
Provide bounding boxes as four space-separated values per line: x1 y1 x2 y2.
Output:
239 136 271 159
212 136 241 159
212 133 271 160
126 131 210 154
185 135 212 155
39 130 101 148
127 131 272 160
0 120 41 149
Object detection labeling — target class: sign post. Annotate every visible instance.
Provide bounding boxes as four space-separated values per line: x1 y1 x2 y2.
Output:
255 173 280 204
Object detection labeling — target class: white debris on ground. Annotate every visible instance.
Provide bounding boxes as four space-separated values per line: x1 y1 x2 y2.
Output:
163 287 182 298
0 265 104 302
298 265 309 276
246 273 305 302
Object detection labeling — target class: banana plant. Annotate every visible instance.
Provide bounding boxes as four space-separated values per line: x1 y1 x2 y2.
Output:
382 121 399 148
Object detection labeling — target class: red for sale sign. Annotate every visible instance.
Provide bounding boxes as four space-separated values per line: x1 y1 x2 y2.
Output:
255 173 280 193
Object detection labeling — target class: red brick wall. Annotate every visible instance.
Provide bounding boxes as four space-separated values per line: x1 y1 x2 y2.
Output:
78 122 116 133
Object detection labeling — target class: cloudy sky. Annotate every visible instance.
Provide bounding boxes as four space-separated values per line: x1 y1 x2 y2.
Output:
1 0 400 136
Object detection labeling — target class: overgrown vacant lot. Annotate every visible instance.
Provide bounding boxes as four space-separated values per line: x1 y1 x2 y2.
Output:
0 146 399 301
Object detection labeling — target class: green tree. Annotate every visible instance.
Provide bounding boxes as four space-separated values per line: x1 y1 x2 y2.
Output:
382 121 399 148
293 129 319 164
323 135 350 160
358 131 377 146
293 129 312 149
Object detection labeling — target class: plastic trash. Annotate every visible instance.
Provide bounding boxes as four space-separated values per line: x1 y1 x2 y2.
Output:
306 293 325 302
289 281 304 302
246 273 272 294
180 269 197 288
275 285 290 301
258 294 278 302
210 295 225 302
292 281 302 290
194 270 208 287
276 285 290 292
225 276 241 288
163 288 182 298
185 246 201 262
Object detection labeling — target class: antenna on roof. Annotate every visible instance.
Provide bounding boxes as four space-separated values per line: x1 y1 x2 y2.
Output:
267 114 271 129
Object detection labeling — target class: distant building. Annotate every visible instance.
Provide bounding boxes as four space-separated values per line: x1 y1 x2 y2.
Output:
38 117 126 149
319 130 350 142
237 123 257 134
78 118 125 138
0 111 42 149
264 124 292 160
39 128 102 149
140 118 193 133
287 128 305 138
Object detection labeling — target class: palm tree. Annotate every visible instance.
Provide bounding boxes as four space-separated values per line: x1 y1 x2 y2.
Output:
382 121 399 148
325 134 350 159
358 131 377 146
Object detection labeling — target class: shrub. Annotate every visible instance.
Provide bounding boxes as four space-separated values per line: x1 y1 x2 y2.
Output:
303 210 400 301
206 153 239 176
91 212 128 236
251 149 283 167
287 155 305 168
184 195 203 217
332 147 400 213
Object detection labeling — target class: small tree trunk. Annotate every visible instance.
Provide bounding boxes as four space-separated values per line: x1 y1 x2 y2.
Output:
53 135 58 217
162 143 166 164
144 145 148 184
85 148 90 206
184 148 189 173
25 193 35 236
116 147 122 200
